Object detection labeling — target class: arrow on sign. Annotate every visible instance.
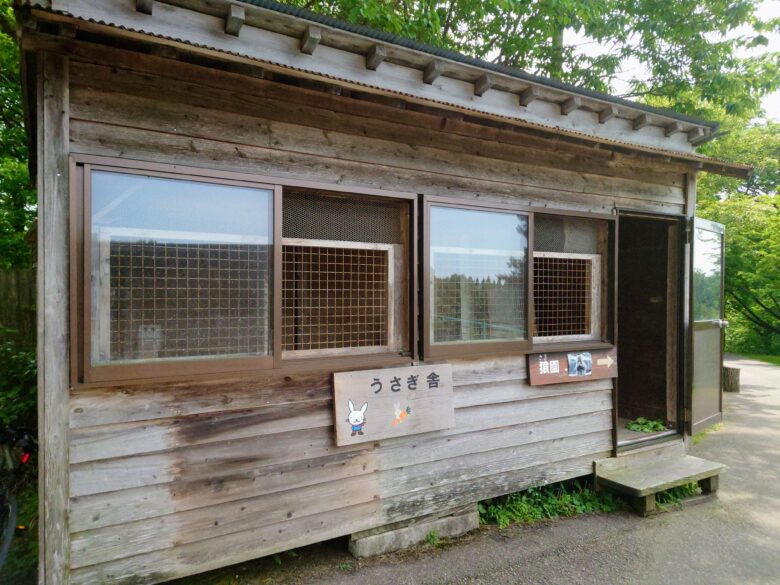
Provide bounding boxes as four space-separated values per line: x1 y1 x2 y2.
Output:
597 355 615 368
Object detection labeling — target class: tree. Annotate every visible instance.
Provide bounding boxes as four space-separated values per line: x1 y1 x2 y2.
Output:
698 193 780 353
289 0 780 119
0 0 35 270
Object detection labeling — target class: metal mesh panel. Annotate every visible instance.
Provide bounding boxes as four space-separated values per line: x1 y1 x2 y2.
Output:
533 256 592 337
283 191 402 244
282 244 389 351
432 252 526 342
535 215 598 254
108 241 271 360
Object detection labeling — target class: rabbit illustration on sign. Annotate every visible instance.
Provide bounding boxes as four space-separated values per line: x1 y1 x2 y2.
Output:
347 400 368 436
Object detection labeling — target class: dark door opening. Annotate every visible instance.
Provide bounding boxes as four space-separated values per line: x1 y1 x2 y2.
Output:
617 215 682 446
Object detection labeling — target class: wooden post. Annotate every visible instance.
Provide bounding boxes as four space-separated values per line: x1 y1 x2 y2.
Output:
723 366 740 393
37 52 71 585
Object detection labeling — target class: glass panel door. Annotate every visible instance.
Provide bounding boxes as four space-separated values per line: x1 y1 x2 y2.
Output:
691 217 726 434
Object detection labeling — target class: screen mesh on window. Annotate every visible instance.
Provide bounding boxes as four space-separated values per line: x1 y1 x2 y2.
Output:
282 191 403 354
282 245 390 351
533 214 603 340
533 255 592 337
108 240 270 360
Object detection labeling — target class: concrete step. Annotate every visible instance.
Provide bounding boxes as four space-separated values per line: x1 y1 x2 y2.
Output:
595 454 724 516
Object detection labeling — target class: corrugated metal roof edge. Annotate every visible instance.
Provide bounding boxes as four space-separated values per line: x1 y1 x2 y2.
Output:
239 0 720 131
24 2 749 177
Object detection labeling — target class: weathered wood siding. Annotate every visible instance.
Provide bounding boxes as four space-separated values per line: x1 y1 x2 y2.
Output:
61 44 687 584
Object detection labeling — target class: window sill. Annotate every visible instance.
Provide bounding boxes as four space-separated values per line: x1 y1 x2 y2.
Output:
529 340 614 353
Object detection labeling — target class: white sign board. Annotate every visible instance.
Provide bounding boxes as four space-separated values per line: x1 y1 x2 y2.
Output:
333 363 454 446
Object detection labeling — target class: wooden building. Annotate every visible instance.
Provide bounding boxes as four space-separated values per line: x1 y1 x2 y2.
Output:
17 1 748 583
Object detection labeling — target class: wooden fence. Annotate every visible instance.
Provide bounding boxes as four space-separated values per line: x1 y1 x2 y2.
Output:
0 269 36 348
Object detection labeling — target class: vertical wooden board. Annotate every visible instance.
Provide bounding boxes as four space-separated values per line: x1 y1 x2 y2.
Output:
37 51 71 585
334 364 453 445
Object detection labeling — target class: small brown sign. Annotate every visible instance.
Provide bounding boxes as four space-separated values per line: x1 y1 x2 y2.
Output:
528 348 617 386
333 364 454 446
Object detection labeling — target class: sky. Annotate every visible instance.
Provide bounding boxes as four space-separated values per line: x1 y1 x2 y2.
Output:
564 0 780 121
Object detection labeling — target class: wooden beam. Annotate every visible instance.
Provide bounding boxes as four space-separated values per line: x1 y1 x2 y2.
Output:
632 114 650 131
365 44 386 71
598 105 618 124
423 60 443 84
473 73 493 97
37 51 71 585
687 127 707 145
518 85 540 107
664 122 683 137
224 4 245 37
136 0 153 14
300 25 321 55
560 96 582 116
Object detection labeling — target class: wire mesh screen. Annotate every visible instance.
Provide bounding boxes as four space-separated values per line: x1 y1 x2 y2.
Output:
107 240 271 361
282 244 390 351
432 252 526 343
533 255 592 337
535 215 599 254
283 191 402 244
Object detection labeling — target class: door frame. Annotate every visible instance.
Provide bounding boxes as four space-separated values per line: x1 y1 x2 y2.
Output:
614 210 687 452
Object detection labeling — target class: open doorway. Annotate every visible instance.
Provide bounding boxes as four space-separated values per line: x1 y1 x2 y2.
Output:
617 215 682 446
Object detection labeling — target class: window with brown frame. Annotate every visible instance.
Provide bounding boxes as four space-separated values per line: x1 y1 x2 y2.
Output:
76 159 414 383
281 190 409 358
424 199 530 358
87 169 275 373
532 214 607 343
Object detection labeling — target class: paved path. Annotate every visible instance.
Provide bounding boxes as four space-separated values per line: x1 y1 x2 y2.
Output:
180 355 780 585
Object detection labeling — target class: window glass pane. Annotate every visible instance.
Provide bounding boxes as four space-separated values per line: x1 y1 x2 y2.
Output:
430 206 528 344
693 227 723 321
90 171 273 365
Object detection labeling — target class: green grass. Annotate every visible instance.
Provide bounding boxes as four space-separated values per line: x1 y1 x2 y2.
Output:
693 422 723 445
741 354 780 367
424 530 440 546
478 479 625 528
625 417 667 433
655 482 700 511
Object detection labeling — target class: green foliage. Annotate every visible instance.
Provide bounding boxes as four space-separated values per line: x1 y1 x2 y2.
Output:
286 0 780 119
0 480 38 585
337 561 355 572
743 354 780 366
698 193 780 354
692 422 723 445
478 479 624 528
655 482 700 511
0 329 36 429
424 530 440 546
0 0 35 270
625 417 667 433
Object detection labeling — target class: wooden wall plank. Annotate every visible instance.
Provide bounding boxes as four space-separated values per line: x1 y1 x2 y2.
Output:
70 399 333 464
67 83 685 207
69 409 611 533
69 390 610 497
70 371 332 429
69 452 606 585
70 431 609 569
71 375 610 464
66 59 687 191
69 120 684 215
37 51 71 585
